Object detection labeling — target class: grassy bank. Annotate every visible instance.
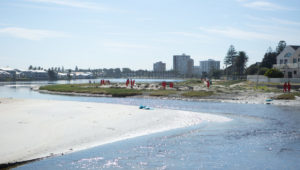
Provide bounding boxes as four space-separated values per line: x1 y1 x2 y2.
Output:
182 91 214 98
149 90 177 97
274 92 300 100
40 84 142 97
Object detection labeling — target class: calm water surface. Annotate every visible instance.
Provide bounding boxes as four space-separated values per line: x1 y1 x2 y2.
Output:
0 80 299 169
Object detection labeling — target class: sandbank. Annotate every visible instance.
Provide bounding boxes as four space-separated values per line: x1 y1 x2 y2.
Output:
0 98 230 165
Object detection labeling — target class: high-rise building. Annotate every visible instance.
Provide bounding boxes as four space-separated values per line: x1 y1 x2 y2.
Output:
173 54 194 75
193 66 201 76
153 61 166 72
200 59 220 74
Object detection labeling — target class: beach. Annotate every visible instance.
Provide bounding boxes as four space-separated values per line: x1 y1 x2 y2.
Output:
0 98 230 165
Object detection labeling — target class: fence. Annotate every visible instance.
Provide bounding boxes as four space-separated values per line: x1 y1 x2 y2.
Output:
247 75 300 83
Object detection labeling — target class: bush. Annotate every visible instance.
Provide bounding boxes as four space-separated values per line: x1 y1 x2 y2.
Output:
258 67 268 75
264 68 284 78
246 64 259 75
275 93 295 100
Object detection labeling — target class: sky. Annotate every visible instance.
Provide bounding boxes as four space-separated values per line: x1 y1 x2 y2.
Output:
0 0 300 70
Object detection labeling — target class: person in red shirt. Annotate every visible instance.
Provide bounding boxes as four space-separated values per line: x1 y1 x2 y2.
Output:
126 79 129 87
169 82 173 88
207 80 210 88
162 81 166 89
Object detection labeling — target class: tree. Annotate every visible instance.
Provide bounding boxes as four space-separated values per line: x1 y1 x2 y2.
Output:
201 72 208 79
261 47 277 68
276 40 286 54
75 66 78 72
235 51 248 75
246 63 259 75
28 65 33 70
258 67 269 75
67 69 72 80
48 69 58 80
209 69 222 79
224 45 237 67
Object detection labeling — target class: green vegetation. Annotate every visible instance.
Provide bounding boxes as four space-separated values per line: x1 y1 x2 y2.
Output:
175 79 202 86
274 93 296 100
253 85 281 93
40 84 142 97
182 91 214 98
264 68 284 78
258 67 269 75
149 90 177 97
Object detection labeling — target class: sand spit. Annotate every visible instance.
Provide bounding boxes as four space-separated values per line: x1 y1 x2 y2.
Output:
0 98 230 165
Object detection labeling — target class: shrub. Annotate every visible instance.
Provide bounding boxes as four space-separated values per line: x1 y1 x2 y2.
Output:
264 68 284 78
275 93 295 100
258 67 268 75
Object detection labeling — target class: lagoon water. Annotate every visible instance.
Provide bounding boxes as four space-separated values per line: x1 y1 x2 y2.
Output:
1 79 300 169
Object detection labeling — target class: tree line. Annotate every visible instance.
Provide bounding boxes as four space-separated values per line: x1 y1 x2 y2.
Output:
246 40 286 78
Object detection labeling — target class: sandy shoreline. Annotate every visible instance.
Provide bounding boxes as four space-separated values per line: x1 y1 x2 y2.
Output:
0 98 230 165
39 88 300 106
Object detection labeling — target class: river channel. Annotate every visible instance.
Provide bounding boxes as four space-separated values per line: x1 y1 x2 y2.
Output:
0 79 299 169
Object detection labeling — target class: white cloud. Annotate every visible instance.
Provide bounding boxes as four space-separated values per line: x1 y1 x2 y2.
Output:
166 31 210 39
0 27 68 40
199 27 275 40
27 0 109 11
270 17 300 26
241 1 291 11
103 42 151 49
246 15 300 27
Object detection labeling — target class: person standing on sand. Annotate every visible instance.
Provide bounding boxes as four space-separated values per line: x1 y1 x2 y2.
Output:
126 79 129 87
288 81 291 92
207 80 210 88
283 82 287 92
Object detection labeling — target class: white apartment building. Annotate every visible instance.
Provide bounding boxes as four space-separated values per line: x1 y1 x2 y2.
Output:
173 53 194 76
153 61 166 72
200 59 220 74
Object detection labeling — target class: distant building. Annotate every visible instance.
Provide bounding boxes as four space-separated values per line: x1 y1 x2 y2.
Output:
19 70 49 80
200 59 220 74
173 53 194 76
273 45 300 78
0 70 12 80
74 72 93 79
0 67 16 79
153 61 166 72
193 66 201 76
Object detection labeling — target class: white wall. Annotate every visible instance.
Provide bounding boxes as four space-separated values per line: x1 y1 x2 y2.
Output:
247 75 300 83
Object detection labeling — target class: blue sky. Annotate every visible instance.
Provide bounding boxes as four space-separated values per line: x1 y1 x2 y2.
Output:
0 0 300 70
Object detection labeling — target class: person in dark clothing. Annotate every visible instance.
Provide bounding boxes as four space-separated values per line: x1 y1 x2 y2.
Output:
283 82 287 92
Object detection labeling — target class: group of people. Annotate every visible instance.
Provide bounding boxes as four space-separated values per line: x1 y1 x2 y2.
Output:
283 81 291 92
100 79 110 85
126 79 135 88
161 81 173 89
